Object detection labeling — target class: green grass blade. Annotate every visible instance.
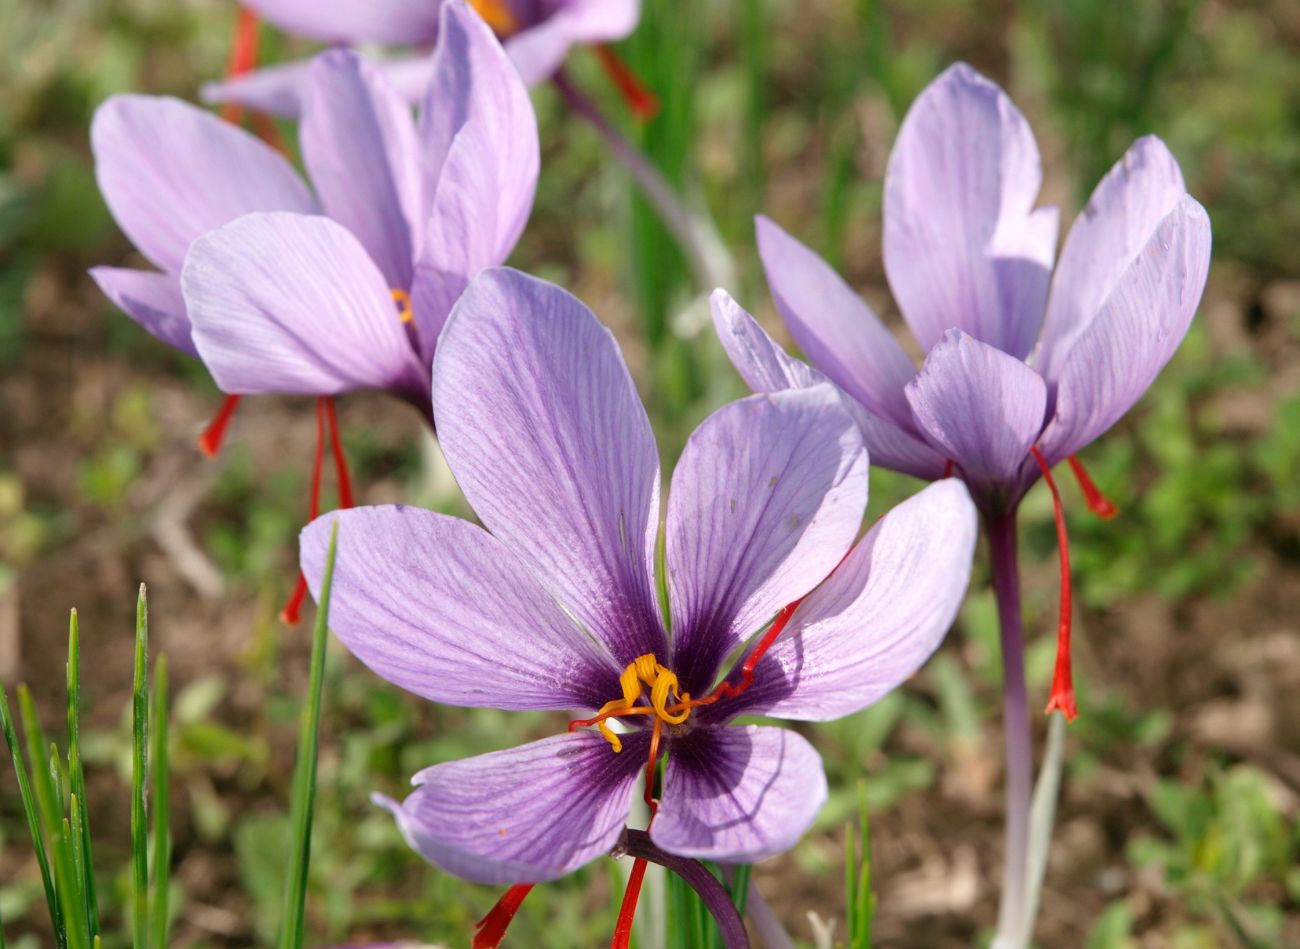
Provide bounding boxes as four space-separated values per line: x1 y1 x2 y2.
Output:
850 781 876 947
131 584 149 949
18 686 67 949
149 655 171 949
278 522 338 949
67 609 99 935
58 802 90 949
0 685 61 947
726 863 750 916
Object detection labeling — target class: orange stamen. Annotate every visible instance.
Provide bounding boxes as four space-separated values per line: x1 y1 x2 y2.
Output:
1029 446 1078 722
391 289 414 325
473 883 535 949
198 394 242 457
220 9 261 126
1067 455 1118 520
469 0 519 35
594 45 660 121
280 399 327 625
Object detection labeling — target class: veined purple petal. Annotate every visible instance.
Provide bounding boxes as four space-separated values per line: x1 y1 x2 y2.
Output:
300 506 622 711
184 212 426 399
242 0 441 45
1034 136 1187 384
301 51 423 292
710 291 948 481
502 0 639 85
88 267 196 357
379 731 645 884
651 725 826 862
905 330 1047 486
91 95 317 274
883 63 1057 360
1037 195 1211 465
705 479 977 723
202 54 437 120
432 268 667 667
756 216 917 427
419 1 538 256
666 387 868 695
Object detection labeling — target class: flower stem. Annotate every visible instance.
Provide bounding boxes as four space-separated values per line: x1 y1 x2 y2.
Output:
986 512 1033 947
618 831 749 949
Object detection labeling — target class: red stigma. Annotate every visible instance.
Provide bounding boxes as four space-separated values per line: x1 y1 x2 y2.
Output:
594 45 660 121
473 883 535 949
1067 455 1118 520
198 394 241 457
323 397 355 509
1029 446 1078 722
611 857 650 949
943 458 956 479
220 9 262 127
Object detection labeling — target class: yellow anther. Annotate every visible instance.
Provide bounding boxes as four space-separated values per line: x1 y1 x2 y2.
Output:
391 288 414 324
587 655 693 752
469 0 518 35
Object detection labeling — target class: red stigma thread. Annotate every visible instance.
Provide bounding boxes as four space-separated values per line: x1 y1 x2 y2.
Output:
280 398 327 625
943 458 956 479
1029 446 1078 722
220 9 262 126
594 45 660 121
473 883 535 949
322 397 355 509
198 395 242 457
1067 455 1118 520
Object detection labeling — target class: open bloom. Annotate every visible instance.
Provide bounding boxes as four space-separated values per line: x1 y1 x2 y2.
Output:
715 63 1211 515
301 267 977 887
205 0 642 118
92 1 536 421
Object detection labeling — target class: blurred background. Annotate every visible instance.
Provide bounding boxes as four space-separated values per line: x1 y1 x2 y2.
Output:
2 0 1299 945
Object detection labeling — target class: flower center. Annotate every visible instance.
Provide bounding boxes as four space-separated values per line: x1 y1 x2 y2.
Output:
469 0 518 36
587 654 691 753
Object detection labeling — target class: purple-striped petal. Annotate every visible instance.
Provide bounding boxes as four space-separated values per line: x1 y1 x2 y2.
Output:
666 387 868 695
91 95 317 274
301 506 621 711
1038 195 1211 464
883 63 1058 360
432 268 666 667
88 267 196 357
756 215 917 427
301 51 423 291
202 54 436 119
183 212 426 399
1034 136 1187 383
704 479 977 723
242 0 441 44
378 731 645 884
651 725 826 862
905 330 1047 486
503 0 639 85
710 291 948 481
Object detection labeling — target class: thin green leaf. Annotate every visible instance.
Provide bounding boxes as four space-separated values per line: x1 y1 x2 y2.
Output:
278 522 338 949
18 686 67 949
131 584 149 949
726 863 750 916
149 655 171 949
853 781 876 948
67 609 99 935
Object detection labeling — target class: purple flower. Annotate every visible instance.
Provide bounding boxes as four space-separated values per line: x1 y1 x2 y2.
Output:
91 1 537 418
204 0 642 118
299 267 978 884
714 63 1212 515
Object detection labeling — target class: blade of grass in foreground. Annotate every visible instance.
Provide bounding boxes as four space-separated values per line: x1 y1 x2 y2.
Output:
67 610 101 937
150 655 171 949
279 522 338 949
845 781 876 948
131 585 149 949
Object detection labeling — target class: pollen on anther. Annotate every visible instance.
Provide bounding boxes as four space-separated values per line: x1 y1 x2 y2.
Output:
390 288 414 325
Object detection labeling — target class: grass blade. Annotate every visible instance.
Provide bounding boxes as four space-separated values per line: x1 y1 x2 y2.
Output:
67 609 100 936
848 781 876 948
131 585 149 949
18 686 67 949
278 521 338 949
149 655 171 949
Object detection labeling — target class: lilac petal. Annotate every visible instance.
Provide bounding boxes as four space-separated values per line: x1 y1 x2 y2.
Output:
301 51 423 291
883 63 1058 360
704 479 978 723
419 1 538 254
1037 195 1211 465
201 58 314 119
666 386 868 695
183 212 426 399
503 0 639 85
432 268 666 666
88 267 196 357
300 506 621 711
651 725 826 862
755 216 917 427
378 731 645 884
91 95 317 274
905 330 1047 485
242 0 440 44
710 291 948 481
1035 136 1187 383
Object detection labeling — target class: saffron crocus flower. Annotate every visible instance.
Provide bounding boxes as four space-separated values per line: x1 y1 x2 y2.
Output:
204 0 645 118
92 0 537 619
714 62 1210 943
300 267 977 941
